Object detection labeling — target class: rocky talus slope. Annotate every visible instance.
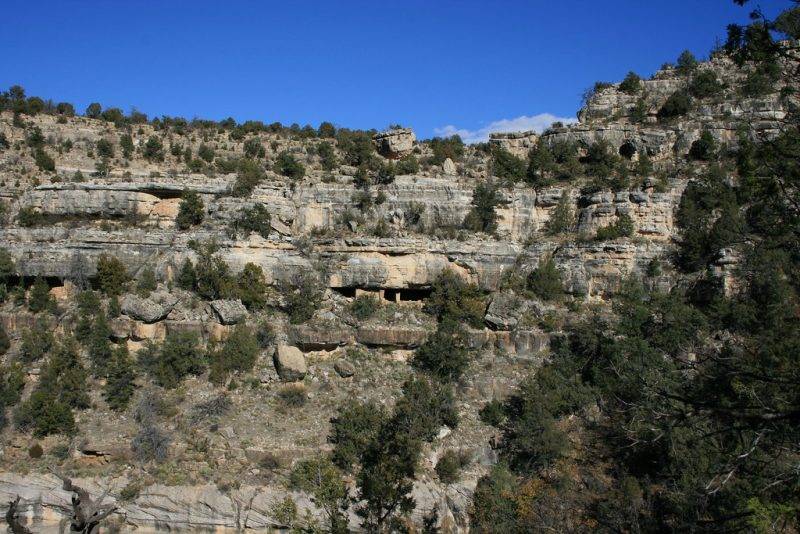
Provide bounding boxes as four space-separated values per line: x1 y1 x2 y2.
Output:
0 41 797 531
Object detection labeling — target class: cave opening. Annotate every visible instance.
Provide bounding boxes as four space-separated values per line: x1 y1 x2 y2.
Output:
619 141 637 160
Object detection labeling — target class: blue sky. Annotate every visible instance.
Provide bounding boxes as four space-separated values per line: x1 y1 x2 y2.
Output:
0 1 792 140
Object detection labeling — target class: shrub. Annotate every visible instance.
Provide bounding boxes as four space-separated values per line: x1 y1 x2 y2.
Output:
28 277 55 313
137 267 157 296
428 135 465 165
0 323 9 355
336 129 375 167
96 139 114 158
618 71 642 94
282 272 323 324
103 345 136 411
143 136 164 161
0 363 25 406
275 151 305 180
657 90 692 120
146 331 205 388
277 383 307 409
689 70 724 98
595 214 635 241
412 319 470 382
689 131 717 161
479 399 506 427
229 204 271 239
435 449 470 484
526 143 557 187
329 400 388 469
209 324 259 384
15 391 75 437
132 423 170 463
395 154 419 174
176 190 205 229
491 147 526 182
289 457 349 532
177 259 197 290
775 5 800 39
17 206 44 227
584 140 621 177
349 294 380 320
630 98 648 123
120 134 134 159
236 262 269 310
95 254 131 296
317 141 337 171
243 138 266 159
526 257 563 301
197 143 215 162
544 191 575 235
318 122 337 138
39 338 90 410
0 249 15 283
675 50 698 76
20 319 54 362
192 242 236 300
742 62 780 97
463 181 510 234
231 158 265 197
34 148 55 171
424 269 485 327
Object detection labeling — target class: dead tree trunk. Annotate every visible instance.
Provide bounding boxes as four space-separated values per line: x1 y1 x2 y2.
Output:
56 476 117 534
5 496 33 534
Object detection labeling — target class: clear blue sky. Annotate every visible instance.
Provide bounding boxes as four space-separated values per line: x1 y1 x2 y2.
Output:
0 1 791 140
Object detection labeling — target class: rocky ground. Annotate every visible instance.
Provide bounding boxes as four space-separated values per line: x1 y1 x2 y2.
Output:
0 41 797 531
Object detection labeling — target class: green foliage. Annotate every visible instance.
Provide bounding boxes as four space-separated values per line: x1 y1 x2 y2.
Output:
197 143 215 162
103 344 136 411
526 257 563 301
688 130 717 161
584 140 622 179
742 61 781 97
349 294 380 320
282 272 323 324
469 464 521 533
0 362 25 406
86 311 113 376
618 71 642 94
318 122 337 138
424 269 485 327
176 190 205 230
236 262 269 310
119 134 134 159
774 5 800 38
95 254 131 296
412 319 470 383
34 148 55 171
595 213 635 240
630 98 648 123
675 49 698 75
231 158 266 197
317 140 337 171
329 400 388 470
137 267 157 296
177 258 197 290
657 90 692 120
526 142 557 187
16 206 44 227
96 138 114 158
428 135 465 165
143 331 204 389
0 249 15 283
15 390 75 437
464 180 510 234
395 154 419 174
229 203 271 239
290 457 349 532
143 135 164 161
544 191 575 235
28 277 55 313
20 318 54 362
275 151 305 179
435 449 470 484
491 147 526 182
0 323 9 355
243 137 266 159
688 70 724 98
209 324 260 384
336 129 375 167
190 241 236 300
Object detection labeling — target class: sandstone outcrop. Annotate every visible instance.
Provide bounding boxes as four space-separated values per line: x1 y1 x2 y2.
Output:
273 345 307 381
372 127 416 158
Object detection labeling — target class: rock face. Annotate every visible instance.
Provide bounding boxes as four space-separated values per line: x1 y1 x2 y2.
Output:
273 345 307 381
442 157 457 175
334 359 355 378
121 292 178 323
210 299 248 324
373 127 416 158
489 130 540 158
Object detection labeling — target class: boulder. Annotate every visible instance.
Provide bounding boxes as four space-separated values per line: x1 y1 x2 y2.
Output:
210 299 248 325
485 291 528 330
442 158 456 175
334 360 355 378
121 292 178 323
273 345 307 381
372 128 416 159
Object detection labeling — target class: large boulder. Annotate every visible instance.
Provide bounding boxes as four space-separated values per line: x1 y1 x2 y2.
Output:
210 299 248 325
441 158 456 175
372 128 416 159
273 345 307 381
121 292 178 323
485 291 528 330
